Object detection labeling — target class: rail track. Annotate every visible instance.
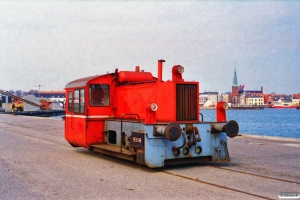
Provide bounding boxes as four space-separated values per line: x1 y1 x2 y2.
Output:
159 163 300 199
160 169 271 199
208 165 300 185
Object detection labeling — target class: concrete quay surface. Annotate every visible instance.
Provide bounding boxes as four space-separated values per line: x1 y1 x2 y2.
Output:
1 114 300 200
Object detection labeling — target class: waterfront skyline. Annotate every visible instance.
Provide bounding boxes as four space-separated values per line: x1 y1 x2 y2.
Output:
1 1 299 94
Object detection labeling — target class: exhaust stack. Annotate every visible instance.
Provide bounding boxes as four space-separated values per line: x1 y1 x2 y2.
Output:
158 60 165 82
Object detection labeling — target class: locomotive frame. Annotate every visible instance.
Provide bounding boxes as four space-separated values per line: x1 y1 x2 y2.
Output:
64 60 239 168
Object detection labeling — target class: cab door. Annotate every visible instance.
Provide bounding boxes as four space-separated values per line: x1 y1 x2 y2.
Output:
65 89 87 147
72 88 87 147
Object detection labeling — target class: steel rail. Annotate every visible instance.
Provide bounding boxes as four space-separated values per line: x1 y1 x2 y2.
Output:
159 169 272 200
207 165 300 185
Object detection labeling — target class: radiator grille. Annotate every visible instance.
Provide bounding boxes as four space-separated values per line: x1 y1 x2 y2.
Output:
176 84 198 121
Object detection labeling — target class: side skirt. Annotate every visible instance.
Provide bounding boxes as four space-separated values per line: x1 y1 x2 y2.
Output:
91 144 136 162
164 156 212 166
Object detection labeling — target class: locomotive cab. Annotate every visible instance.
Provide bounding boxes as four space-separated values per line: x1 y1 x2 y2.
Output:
65 75 114 148
64 60 239 168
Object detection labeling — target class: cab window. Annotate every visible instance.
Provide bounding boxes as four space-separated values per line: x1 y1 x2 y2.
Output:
67 91 73 112
74 89 85 113
89 84 110 106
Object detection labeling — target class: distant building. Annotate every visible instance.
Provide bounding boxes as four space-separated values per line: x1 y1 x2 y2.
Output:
199 92 219 107
0 91 13 103
292 94 300 105
8 90 15 95
246 96 264 106
16 90 23 96
220 93 229 103
244 88 264 106
264 93 299 106
293 94 300 99
292 98 300 105
1 95 12 103
35 91 66 103
28 90 39 96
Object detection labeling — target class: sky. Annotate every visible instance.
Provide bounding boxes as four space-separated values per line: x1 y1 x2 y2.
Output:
0 1 299 94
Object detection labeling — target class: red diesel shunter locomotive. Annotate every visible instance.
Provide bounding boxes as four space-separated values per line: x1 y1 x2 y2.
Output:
64 60 239 168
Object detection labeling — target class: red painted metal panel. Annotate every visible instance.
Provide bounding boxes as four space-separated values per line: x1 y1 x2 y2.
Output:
117 71 153 83
216 102 227 122
155 82 176 122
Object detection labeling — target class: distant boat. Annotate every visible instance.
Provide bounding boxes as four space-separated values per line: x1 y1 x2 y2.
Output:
228 106 264 110
269 101 297 108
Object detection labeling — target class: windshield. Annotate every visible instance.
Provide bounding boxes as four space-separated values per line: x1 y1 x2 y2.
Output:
89 84 110 106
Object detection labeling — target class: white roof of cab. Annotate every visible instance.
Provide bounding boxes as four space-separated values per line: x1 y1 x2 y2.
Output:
65 75 100 89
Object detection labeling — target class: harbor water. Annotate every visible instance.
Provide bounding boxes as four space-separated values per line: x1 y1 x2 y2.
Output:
201 108 300 139
51 108 300 139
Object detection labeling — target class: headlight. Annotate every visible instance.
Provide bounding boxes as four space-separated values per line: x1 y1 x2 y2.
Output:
177 66 184 74
147 103 158 111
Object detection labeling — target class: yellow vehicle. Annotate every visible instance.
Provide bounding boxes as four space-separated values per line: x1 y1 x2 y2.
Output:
12 99 24 112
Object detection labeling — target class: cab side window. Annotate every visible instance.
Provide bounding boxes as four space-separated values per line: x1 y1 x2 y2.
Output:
67 91 73 112
74 89 85 113
89 84 110 106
